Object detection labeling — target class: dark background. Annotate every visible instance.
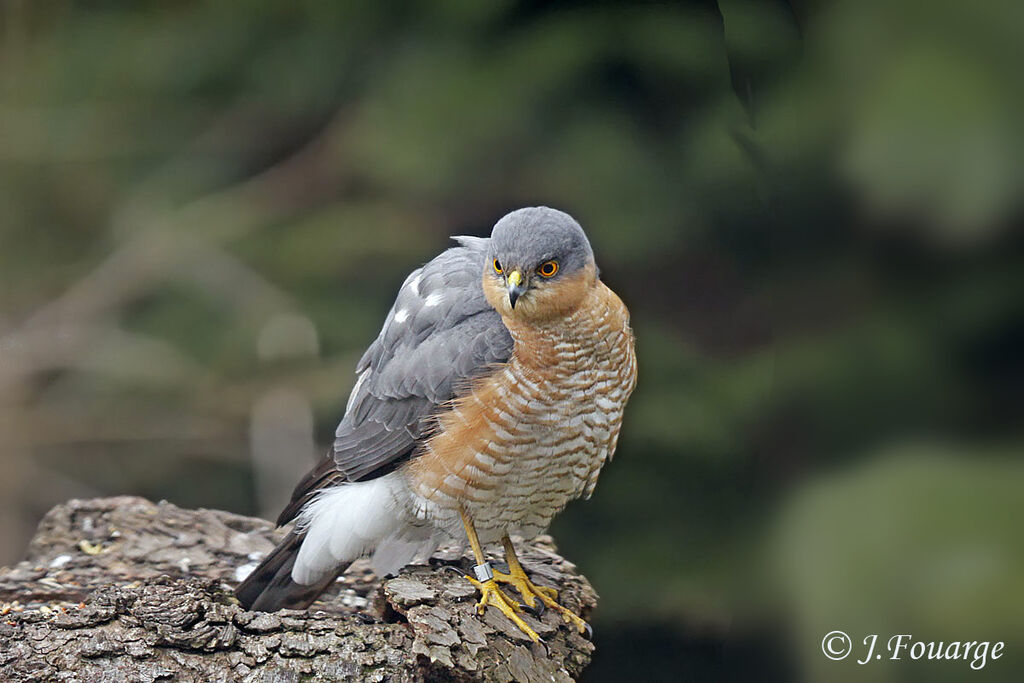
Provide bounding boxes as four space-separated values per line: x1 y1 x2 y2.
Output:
1 1 1022 681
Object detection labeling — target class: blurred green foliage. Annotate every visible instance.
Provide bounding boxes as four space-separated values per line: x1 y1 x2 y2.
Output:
1 1 1021 680
774 446 1024 682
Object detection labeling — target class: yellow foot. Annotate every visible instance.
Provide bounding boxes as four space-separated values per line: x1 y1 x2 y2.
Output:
494 567 590 636
466 575 540 642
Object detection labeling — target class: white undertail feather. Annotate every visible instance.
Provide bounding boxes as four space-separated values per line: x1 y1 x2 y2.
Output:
370 534 439 577
292 473 429 585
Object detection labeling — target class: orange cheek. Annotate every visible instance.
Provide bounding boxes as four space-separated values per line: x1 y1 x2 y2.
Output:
481 264 597 321
482 274 511 313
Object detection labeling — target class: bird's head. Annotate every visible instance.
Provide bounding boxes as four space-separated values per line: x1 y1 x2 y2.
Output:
482 207 598 322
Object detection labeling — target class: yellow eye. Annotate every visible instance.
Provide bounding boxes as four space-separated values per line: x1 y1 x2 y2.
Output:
493 258 503 274
537 260 559 278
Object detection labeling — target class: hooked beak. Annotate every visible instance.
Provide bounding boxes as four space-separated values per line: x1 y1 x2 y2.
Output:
506 270 527 309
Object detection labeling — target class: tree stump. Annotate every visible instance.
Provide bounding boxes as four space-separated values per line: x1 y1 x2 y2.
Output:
0 497 596 682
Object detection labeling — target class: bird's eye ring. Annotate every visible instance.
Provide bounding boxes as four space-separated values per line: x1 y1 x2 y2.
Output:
493 259 503 274
537 260 559 278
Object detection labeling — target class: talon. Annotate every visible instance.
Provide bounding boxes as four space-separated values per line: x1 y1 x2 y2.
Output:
467 576 539 641
465 574 520 611
559 608 590 636
490 562 588 635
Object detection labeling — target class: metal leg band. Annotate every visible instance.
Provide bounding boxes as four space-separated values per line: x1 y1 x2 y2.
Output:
473 561 494 582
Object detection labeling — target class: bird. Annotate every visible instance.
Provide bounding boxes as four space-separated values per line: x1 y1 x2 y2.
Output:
235 206 637 641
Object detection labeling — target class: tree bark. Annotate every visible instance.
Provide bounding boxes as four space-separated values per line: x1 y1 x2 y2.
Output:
0 497 596 682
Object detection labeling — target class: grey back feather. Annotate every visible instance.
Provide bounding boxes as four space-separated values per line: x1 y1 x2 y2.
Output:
331 237 512 482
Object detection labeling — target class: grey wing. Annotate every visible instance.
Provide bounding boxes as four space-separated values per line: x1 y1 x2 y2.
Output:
276 236 512 525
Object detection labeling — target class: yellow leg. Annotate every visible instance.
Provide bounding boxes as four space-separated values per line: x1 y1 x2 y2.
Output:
495 534 591 636
497 535 558 606
459 508 540 642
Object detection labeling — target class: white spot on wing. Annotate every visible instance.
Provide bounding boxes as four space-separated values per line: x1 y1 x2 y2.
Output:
409 273 422 296
394 308 409 323
424 292 444 307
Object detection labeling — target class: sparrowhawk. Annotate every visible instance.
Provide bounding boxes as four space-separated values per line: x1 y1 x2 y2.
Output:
235 207 637 641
